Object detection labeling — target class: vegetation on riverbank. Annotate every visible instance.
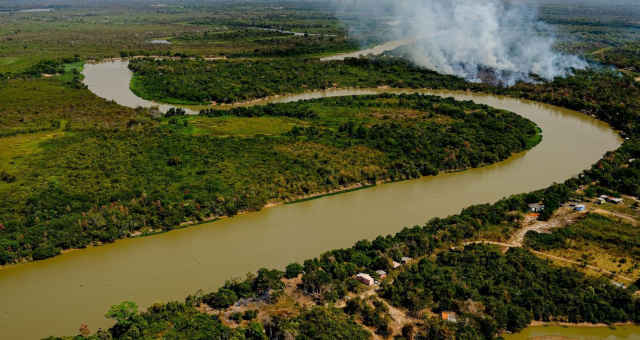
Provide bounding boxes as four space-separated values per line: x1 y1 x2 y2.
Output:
0 77 150 136
0 92 539 265
45 201 640 339
128 57 470 104
4 2 640 339
46 36 640 340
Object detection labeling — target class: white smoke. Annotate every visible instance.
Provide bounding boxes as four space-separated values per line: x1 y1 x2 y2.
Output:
339 0 587 85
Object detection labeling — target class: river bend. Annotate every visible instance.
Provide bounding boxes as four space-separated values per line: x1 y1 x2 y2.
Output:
0 58 623 339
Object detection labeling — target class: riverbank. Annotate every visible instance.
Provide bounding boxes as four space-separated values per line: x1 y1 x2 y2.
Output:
0 138 544 273
0 82 621 339
530 321 636 328
505 324 640 340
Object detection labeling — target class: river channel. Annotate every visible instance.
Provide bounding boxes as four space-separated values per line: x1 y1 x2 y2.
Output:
0 59 624 339
505 325 640 339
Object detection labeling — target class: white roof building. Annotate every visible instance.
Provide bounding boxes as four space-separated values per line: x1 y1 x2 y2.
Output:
355 273 374 286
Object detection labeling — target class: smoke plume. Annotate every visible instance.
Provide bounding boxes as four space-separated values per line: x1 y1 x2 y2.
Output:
338 0 587 85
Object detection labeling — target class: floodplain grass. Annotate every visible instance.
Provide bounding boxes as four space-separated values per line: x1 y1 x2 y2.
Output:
525 213 640 281
0 129 66 175
0 78 149 133
545 246 640 282
600 200 640 221
0 4 351 72
189 116 308 137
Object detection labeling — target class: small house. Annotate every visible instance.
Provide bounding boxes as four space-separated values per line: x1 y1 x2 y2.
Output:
574 204 586 212
355 273 374 286
392 261 401 269
608 197 623 204
375 270 387 279
528 203 544 213
441 311 458 323
611 281 626 289
401 256 412 264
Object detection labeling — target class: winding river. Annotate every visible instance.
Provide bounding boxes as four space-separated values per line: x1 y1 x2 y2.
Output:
0 57 627 339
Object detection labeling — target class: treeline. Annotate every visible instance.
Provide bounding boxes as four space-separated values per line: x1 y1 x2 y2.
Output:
0 56 81 79
199 102 317 119
194 19 341 35
228 36 359 58
127 57 471 104
176 29 292 42
118 50 192 58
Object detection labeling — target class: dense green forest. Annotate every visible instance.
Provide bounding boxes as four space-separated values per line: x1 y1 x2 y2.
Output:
0 92 539 264
127 57 470 104
384 246 638 329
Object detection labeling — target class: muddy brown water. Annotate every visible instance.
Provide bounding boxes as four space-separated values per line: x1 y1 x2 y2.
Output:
505 325 640 340
0 59 625 339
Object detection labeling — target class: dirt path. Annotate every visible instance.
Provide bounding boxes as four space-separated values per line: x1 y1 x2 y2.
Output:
592 208 639 226
529 249 635 283
508 207 583 246
335 283 421 339
465 241 634 283
383 299 419 338
591 47 612 55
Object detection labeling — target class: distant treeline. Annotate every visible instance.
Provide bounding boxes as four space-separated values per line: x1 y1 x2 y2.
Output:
128 57 471 104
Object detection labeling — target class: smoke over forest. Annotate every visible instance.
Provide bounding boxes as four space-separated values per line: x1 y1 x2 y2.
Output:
337 0 589 85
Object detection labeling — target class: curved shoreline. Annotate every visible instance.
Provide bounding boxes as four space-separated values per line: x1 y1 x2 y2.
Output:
0 119 542 272
4 148 549 272
0 45 624 339
505 323 640 340
529 321 636 328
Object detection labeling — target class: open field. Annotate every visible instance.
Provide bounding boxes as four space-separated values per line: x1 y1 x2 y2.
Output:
189 116 308 137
